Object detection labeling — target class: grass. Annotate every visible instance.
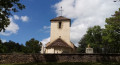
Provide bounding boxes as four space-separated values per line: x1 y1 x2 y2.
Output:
0 62 120 65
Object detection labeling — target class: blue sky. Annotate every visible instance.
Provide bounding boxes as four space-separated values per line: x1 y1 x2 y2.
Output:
0 0 120 46
0 0 60 44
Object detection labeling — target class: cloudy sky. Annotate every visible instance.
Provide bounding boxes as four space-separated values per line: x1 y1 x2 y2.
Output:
0 0 120 46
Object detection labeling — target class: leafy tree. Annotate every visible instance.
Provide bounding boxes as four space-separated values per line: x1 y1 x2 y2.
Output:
0 39 2 44
20 44 27 53
77 34 87 53
0 40 25 53
78 26 103 53
0 39 3 53
86 26 103 53
0 38 42 53
0 39 7 53
102 8 120 53
3 40 20 53
0 0 25 32
25 38 42 53
78 8 120 53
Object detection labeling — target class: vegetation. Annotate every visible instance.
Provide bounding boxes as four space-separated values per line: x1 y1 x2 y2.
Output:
0 38 42 53
25 38 42 53
78 8 120 53
1 62 120 65
78 26 103 53
0 0 25 32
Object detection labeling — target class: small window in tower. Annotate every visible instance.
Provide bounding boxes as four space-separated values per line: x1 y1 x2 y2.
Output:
59 22 62 28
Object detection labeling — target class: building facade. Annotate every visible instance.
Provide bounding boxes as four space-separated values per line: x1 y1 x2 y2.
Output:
45 16 76 54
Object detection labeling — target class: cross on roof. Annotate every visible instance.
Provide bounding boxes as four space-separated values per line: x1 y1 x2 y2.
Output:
114 0 120 2
59 6 63 16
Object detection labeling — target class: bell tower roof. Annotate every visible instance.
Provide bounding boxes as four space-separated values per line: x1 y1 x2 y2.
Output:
50 16 71 21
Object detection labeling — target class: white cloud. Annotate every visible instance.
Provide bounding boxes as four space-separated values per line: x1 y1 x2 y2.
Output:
40 26 50 33
13 15 29 22
6 18 19 33
0 17 19 36
1 39 6 43
0 32 12 36
0 15 29 36
43 26 50 29
41 37 50 46
21 16 29 22
54 0 120 46
14 15 19 20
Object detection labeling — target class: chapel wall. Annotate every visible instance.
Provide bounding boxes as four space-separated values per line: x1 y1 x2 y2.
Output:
45 48 54 53
45 47 72 54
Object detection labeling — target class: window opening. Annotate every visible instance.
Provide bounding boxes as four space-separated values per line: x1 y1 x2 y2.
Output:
59 22 62 28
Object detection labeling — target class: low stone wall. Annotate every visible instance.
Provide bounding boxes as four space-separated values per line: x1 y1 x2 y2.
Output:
0 53 120 64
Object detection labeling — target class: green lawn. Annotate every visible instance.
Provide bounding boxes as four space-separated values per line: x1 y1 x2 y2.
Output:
1 62 120 65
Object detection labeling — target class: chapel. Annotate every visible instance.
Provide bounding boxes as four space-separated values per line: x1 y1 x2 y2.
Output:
44 16 76 54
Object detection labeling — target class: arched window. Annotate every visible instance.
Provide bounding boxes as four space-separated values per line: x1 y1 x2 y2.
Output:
59 22 62 28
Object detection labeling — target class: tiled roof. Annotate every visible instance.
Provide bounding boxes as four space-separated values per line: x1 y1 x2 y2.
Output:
50 16 71 21
46 38 72 48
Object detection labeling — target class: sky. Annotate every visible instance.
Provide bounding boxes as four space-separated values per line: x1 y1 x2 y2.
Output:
0 0 120 46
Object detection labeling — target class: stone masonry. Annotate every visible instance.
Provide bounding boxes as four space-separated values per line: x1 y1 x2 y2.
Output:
0 53 120 64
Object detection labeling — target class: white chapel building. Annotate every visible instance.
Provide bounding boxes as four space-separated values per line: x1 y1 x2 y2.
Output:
42 16 76 54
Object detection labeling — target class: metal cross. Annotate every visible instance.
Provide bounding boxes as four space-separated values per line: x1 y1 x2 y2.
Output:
59 6 63 16
114 0 120 2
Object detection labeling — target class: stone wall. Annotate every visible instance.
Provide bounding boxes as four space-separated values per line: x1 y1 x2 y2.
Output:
0 53 120 64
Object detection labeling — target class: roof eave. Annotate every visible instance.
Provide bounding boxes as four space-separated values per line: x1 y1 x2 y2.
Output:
50 19 71 21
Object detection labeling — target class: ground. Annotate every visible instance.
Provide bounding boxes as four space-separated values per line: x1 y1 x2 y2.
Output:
1 62 120 65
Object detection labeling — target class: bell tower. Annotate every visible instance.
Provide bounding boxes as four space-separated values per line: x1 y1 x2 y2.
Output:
45 7 76 54
50 16 71 46
45 16 76 54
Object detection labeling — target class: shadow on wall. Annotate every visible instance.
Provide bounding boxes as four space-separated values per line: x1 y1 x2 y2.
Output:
96 54 120 62
30 54 120 62
32 54 40 62
31 54 58 62
43 54 58 62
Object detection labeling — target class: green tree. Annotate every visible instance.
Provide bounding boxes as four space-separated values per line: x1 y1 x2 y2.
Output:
102 8 120 53
77 34 87 53
0 0 25 32
0 39 2 44
25 38 42 53
78 8 120 53
2 40 24 53
86 26 103 53
78 26 103 53
0 39 3 53
0 39 7 53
